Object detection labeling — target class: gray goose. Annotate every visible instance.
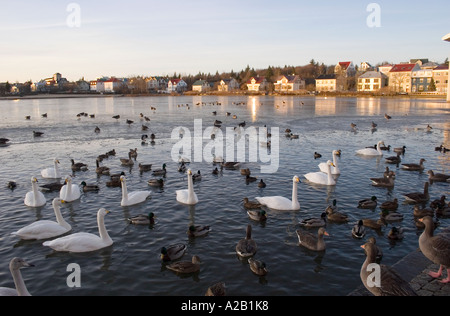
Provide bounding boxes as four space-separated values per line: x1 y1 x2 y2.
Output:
418 216 450 283
296 227 328 251
401 158 426 171
427 170 450 182
360 241 418 296
404 182 429 204
236 225 257 258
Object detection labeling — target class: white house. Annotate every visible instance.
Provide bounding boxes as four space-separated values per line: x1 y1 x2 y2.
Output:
218 78 239 92
357 71 387 92
273 75 305 92
192 80 210 93
246 77 268 92
167 79 188 93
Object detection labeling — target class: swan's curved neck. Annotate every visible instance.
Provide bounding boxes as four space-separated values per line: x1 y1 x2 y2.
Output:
376 143 383 154
332 152 338 167
31 181 39 200
327 164 334 184
11 267 31 296
292 181 300 209
66 179 72 196
53 161 60 177
187 174 195 203
121 181 128 201
53 204 70 228
98 213 112 244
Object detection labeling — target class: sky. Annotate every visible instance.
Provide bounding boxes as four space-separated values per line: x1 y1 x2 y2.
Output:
1 0 450 83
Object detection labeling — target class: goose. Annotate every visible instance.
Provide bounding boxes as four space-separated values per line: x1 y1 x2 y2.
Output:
243 198 263 209
419 216 450 283
95 159 110 175
59 175 81 202
427 170 450 182
166 255 201 274
43 208 112 253
236 225 257 258
370 174 395 188
255 176 301 211
138 163 152 172
388 226 404 240
120 152 134 166
129 148 138 160
360 241 418 296
394 146 406 154
404 182 430 204
80 181 100 192
24 177 46 207
299 212 327 228
187 225 211 238
70 159 88 172
247 210 267 222
12 198 71 240
248 258 268 276
160 244 187 262
147 178 164 188
176 169 198 205
352 220 366 239
356 140 385 156
41 159 61 179
357 196 378 209
0 258 34 296
128 212 155 226
120 176 151 206
367 236 383 264
318 150 341 175
401 158 426 171
39 182 64 192
205 282 226 296
380 198 398 212
152 164 167 176
296 227 328 251
385 152 401 164
304 161 336 186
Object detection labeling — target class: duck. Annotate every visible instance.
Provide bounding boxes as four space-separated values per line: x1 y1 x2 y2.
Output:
43 208 112 253
370 174 395 188
205 282 226 296
7 181 17 190
236 225 257 258
120 152 134 166
95 159 110 175
380 210 403 222
318 150 341 175
212 167 220 175
245 174 257 183
314 152 322 159
160 244 187 262
299 212 327 228
325 200 349 223
70 159 88 172
120 176 151 206
94 126 101 133
357 196 378 209
255 176 301 211
380 144 391 151
166 255 201 274
258 179 267 188
385 152 401 164
152 164 167 176
0 258 34 296
388 226 404 240
222 161 240 169
404 182 430 204
401 158 426 171
138 163 152 172
383 166 396 179
427 170 450 182
394 146 406 154
430 195 447 210
352 220 366 239
362 218 386 231
247 210 267 222
371 121 378 129
147 178 164 188
176 169 198 205
356 140 385 156
24 177 46 207
304 161 336 186
0 138 10 145
187 225 211 238
80 181 100 192
380 198 398 212
240 168 251 176
192 170 202 181
112 115 120 120
384 113 392 120
39 182 64 192
41 158 61 179
435 203 450 217
212 154 224 163
296 227 329 251
128 212 155 226
418 216 450 283
248 258 268 276
106 172 125 187
129 148 138 160
360 241 418 296
33 131 44 137
243 198 263 209
413 205 434 218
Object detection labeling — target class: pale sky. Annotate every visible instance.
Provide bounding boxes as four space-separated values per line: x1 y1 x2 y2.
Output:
1 0 450 82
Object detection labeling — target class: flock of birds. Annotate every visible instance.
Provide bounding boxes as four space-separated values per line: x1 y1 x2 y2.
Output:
1 104 450 296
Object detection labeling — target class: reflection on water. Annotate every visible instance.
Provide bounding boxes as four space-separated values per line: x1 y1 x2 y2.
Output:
0 95 448 296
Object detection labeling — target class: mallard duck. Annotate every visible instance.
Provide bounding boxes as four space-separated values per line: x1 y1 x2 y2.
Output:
380 198 398 212
128 212 155 226
436 203 450 217
380 144 391 151
388 226 404 240
430 195 447 210
326 201 348 223
95 159 110 175
236 225 257 258
39 182 64 192
178 162 187 173
187 225 211 237
138 163 152 172
357 196 378 209
240 168 251 176
296 227 329 251
248 258 268 276
166 255 201 274
385 152 401 164
212 167 220 175
404 182 430 204
192 170 202 181
245 174 257 183
427 170 450 182
352 220 366 239
418 216 450 283
362 218 386 231
299 213 327 228
394 146 406 154
160 243 187 262
401 158 426 171
70 159 88 172
243 198 263 209
222 161 240 169
258 179 266 188
205 282 226 296
148 178 164 187
413 205 434 218
247 210 267 222
152 164 167 176
314 152 322 159
380 210 403 222
80 181 100 192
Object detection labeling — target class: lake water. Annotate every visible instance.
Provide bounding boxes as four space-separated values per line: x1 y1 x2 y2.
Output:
0 95 448 296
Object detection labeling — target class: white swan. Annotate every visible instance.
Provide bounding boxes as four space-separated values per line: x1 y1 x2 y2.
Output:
176 169 199 205
305 161 337 186
59 175 81 202
319 150 341 175
24 176 46 207
0 258 33 296
255 176 300 211
12 198 71 240
41 158 61 179
356 141 385 156
120 176 151 206
43 208 113 253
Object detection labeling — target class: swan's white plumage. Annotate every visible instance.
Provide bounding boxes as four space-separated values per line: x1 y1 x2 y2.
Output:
12 198 71 240
176 169 199 205
59 175 81 202
42 208 112 253
120 176 150 206
255 176 300 211
356 141 385 156
0 258 33 296
41 158 61 179
24 176 46 207
319 150 340 174
305 161 336 186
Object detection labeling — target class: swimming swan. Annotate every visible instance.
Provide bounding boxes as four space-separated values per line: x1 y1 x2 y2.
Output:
0 258 33 296
41 158 61 179
255 176 300 211
304 161 336 186
356 141 385 156
12 198 71 240
24 176 46 207
43 208 113 253
319 150 341 175
120 176 151 206
176 169 199 205
59 175 81 202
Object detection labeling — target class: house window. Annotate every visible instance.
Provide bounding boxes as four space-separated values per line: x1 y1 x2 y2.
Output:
364 85 370 90
373 85 379 90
